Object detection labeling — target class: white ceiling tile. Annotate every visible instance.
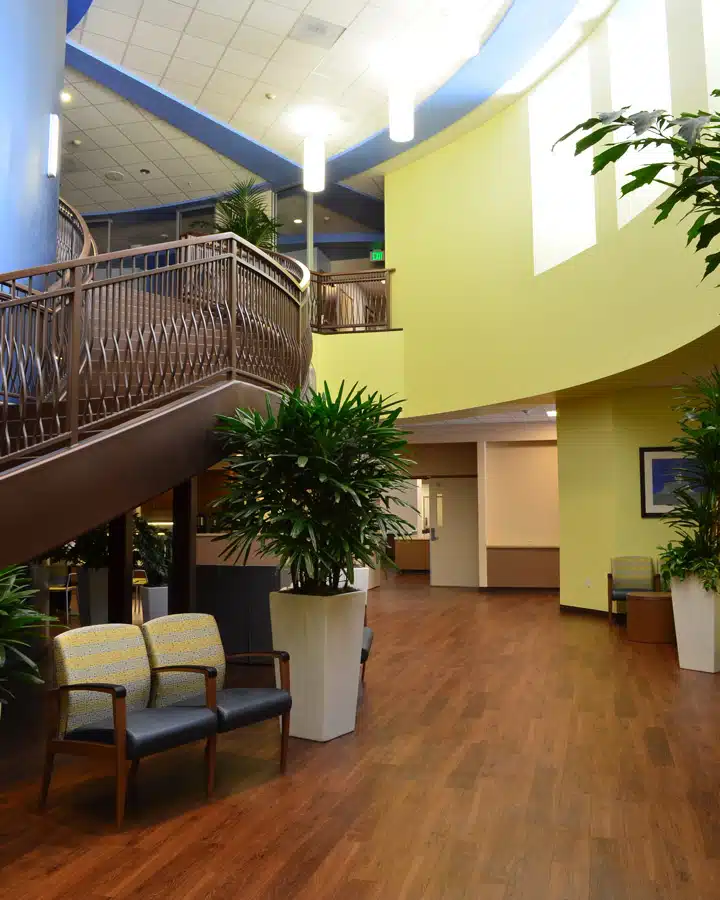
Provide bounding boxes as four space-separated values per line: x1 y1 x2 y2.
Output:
184 188 216 199
172 174 214 192
105 198 143 210
65 106 113 130
154 191 190 202
106 144 153 165
63 188 95 207
123 45 172 77
136 140 181 160
79 33 127 65
185 10 240 43
305 0 364 28
187 152 232 174
229 119 267 141
83 125 133 148
152 157 198 177
152 121 187 140
112 182 155 199
139 0 193 30
172 136 213 157
65 68 89 84
117 120 165 142
196 0 252 19
163 58 214 88
261 58 314 84
95 101 147 126
74 148 119 168
65 170 106 189
94 0 144 14
132 70 163 85
205 69 253 97
84 184 127 204
196 90 244 120
126 164 166 181
244 1 301 36
273 0 310 9
244 81 295 106
202 170 238 190
232 100 281 127
74 202 104 213
218 47 268 78
296 71 347 102
230 25 284 58
84 7 136 42
272 38 327 69
160 76 204 104
144 176 187 194
176 34 225 67
131 20 182 55
73 82 119 105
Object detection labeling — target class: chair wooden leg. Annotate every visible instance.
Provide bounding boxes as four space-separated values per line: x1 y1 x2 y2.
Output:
280 711 290 774
115 756 128 828
38 747 55 810
205 735 216 797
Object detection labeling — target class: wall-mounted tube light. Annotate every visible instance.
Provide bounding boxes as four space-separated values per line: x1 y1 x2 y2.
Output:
47 114 60 178
303 134 326 193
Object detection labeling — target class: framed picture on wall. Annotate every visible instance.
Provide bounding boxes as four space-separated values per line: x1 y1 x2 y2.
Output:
639 447 699 518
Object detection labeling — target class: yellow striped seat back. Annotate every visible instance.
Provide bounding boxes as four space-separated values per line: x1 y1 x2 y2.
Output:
54 624 151 733
611 556 654 590
141 614 226 708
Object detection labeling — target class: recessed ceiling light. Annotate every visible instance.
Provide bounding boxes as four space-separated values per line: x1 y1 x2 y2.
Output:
140 167 151 175
60 91 72 104
70 138 82 147
105 170 125 182
323 215 330 222
546 409 558 418
293 218 303 224
265 92 277 100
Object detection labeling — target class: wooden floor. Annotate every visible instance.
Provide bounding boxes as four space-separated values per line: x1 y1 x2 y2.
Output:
2 575 720 899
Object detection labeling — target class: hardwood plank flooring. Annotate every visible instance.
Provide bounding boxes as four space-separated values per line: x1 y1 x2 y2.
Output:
1 575 720 898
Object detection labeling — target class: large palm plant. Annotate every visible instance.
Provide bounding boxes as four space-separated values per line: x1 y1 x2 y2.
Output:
213 383 416 594
211 177 282 251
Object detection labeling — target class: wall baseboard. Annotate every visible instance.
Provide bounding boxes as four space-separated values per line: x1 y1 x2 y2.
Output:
479 587 559 594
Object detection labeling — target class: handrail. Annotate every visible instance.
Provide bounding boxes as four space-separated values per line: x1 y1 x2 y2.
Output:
265 250 311 290
0 233 311 465
57 198 97 264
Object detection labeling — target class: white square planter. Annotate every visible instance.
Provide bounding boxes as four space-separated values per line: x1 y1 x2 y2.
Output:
140 586 168 623
671 576 720 673
269 588 366 742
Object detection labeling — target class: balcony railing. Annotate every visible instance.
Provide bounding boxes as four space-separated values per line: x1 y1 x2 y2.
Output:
0 234 311 464
57 198 97 265
269 253 393 333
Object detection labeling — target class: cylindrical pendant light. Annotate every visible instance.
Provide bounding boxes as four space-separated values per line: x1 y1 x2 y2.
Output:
388 82 415 143
303 134 326 193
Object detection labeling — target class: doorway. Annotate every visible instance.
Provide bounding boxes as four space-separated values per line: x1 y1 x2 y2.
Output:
429 477 479 587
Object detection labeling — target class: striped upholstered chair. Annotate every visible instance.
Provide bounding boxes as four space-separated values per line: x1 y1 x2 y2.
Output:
607 557 659 623
40 624 218 826
142 614 291 773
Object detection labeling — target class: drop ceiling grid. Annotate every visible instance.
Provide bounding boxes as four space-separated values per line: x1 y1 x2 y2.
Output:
61 68 260 213
70 0 488 163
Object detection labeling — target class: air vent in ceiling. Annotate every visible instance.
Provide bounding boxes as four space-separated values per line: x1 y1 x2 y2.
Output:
289 15 345 49
105 170 125 182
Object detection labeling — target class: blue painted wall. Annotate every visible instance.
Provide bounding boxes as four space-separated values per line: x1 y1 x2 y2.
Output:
67 0 93 33
0 1 67 271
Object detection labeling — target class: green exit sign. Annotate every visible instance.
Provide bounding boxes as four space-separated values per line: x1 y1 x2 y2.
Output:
370 249 384 262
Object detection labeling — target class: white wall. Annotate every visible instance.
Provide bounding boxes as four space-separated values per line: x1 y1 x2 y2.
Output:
486 443 560 547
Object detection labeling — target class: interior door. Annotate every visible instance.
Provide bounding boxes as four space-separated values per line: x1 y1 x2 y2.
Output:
429 478 480 587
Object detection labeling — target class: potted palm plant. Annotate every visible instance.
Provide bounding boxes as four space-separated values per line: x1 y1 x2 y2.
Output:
0 566 57 718
659 370 720 672
213 383 415 742
195 177 282 251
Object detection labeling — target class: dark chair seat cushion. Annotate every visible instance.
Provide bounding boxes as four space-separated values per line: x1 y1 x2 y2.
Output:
65 706 217 759
176 688 291 734
361 626 374 664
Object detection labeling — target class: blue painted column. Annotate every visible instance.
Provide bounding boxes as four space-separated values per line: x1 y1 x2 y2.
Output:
0 1 68 272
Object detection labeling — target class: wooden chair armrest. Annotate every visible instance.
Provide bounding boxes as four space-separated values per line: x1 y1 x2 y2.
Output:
226 652 290 692
150 665 217 711
53 683 127 743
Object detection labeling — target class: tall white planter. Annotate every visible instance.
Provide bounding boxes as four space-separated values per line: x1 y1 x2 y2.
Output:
140 586 168 622
671 576 720 673
269 588 366 742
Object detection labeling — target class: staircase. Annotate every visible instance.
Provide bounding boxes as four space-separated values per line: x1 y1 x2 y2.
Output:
0 217 311 568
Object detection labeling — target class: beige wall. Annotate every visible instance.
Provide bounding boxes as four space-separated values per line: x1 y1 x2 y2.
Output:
486 442 559 547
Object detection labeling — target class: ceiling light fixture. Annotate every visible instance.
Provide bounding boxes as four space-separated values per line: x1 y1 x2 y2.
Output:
60 90 72 104
293 218 303 224
388 79 415 143
546 409 558 418
289 106 340 194
70 138 82 147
